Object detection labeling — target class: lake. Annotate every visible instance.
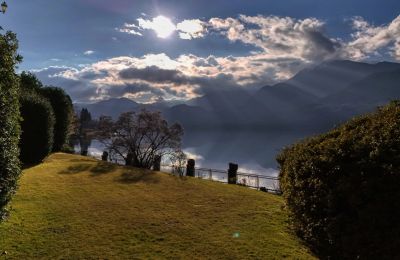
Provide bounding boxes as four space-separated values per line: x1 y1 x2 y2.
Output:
81 130 317 177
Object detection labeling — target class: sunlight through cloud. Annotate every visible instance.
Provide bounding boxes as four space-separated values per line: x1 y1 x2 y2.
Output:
137 15 176 38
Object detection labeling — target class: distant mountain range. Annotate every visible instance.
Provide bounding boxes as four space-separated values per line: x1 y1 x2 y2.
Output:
75 60 400 132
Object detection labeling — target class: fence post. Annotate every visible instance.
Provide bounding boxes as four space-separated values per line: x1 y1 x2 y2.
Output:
256 176 260 189
186 159 195 177
153 155 161 171
228 163 238 184
126 153 133 166
101 151 109 161
209 169 212 180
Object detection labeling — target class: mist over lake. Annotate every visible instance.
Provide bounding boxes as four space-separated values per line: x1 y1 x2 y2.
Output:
84 129 316 176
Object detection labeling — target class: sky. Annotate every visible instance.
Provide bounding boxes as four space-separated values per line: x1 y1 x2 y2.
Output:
2 0 400 103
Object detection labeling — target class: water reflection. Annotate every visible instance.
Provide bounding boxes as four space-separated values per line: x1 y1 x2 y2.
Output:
78 130 316 177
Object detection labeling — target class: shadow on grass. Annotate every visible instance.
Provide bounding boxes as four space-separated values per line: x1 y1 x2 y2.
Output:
115 170 160 184
90 162 118 176
69 158 97 163
59 161 161 184
58 161 117 175
59 164 92 174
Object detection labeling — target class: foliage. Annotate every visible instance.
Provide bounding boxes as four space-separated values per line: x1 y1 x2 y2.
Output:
19 91 55 165
277 101 400 259
20 71 43 92
61 144 75 154
0 31 22 219
0 153 314 259
97 110 184 169
40 86 74 152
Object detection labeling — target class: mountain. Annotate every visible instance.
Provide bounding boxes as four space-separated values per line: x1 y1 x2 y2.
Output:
75 98 140 119
75 60 400 132
324 68 400 106
282 60 400 97
163 104 220 130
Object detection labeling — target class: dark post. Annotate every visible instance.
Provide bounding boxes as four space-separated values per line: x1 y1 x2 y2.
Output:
153 155 161 171
101 151 109 161
186 159 195 177
126 153 133 166
228 163 238 184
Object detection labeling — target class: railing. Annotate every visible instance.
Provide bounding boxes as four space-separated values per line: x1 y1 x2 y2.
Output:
161 165 281 194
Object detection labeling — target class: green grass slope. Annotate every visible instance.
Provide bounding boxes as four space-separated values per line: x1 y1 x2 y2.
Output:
0 153 314 259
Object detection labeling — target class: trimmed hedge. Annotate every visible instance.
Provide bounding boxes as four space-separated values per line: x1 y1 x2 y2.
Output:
19 91 55 165
277 101 400 259
0 31 22 219
20 71 43 91
40 87 73 152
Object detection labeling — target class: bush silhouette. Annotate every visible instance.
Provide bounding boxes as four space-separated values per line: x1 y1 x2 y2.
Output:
19 91 55 165
40 87 73 152
277 101 400 259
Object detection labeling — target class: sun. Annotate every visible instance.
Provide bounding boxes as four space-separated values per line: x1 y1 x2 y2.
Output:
151 15 176 38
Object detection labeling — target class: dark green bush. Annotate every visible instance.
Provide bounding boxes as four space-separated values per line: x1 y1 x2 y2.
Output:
19 91 55 165
277 101 400 259
0 31 22 219
20 71 43 92
40 87 73 152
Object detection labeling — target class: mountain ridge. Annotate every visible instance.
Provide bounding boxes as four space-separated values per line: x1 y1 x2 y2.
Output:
74 60 400 131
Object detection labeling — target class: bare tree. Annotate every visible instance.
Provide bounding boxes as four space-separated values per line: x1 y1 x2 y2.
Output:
96 110 184 169
169 150 187 176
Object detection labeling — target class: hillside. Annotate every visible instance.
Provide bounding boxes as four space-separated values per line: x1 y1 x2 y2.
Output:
0 153 314 259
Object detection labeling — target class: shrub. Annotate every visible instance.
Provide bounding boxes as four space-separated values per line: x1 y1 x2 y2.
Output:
61 144 75 154
20 71 43 91
19 91 55 165
0 31 22 219
40 86 73 152
277 101 400 259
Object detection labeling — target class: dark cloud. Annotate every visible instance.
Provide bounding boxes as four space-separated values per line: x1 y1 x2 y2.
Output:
119 65 240 93
33 67 99 102
106 83 165 98
119 66 190 84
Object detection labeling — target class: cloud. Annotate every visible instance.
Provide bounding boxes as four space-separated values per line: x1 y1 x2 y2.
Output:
137 16 176 38
84 50 95 56
31 66 100 102
117 27 142 36
118 13 400 62
209 15 340 62
33 48 320 103
345 15 400 60
176 19 206 39
119 66 189 84
118 16 207 40
35 14 400 104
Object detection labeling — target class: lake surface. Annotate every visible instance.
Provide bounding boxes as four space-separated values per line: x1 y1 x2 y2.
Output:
82 130 317 177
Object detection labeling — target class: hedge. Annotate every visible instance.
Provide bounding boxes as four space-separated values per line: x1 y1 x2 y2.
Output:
40 87 73 152
0 31 22 219
277 101 400 259
19 91 55 165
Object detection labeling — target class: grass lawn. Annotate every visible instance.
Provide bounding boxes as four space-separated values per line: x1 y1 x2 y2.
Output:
0 153 314 259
